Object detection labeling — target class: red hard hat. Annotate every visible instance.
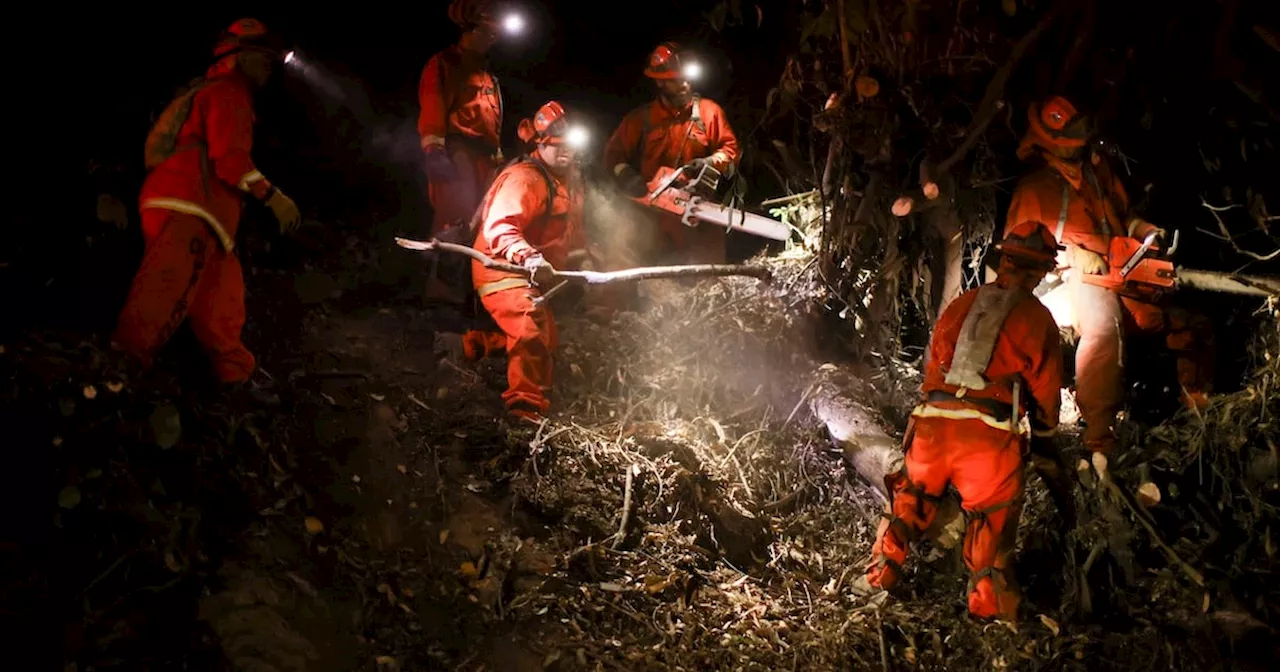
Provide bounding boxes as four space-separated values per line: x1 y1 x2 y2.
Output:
448 0 497 28
518 101 572 145
1019 95 1095 159
213 18 278 57
996 220 1063 270
644 42 687 80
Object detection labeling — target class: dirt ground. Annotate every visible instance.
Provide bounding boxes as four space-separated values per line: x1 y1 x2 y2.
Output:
4 214 1277 671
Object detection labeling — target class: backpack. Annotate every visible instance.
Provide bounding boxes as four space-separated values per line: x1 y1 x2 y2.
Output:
143 77 210 170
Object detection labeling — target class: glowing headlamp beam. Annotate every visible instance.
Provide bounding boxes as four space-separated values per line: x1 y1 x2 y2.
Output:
681 61 702 81
502 13 525 35
283 50 296 65
564 126 589 150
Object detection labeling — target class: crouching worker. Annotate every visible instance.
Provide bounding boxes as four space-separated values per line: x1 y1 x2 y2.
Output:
858 221 1065 621
464 101 589 423
113 19 301 387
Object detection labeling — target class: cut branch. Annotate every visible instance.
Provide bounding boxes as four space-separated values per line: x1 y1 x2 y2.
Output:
394 237 774 284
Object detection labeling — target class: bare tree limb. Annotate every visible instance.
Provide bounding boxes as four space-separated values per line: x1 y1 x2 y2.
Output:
934 0 1070 176
394 237 774 284
1199 200 1280 262
834 0 855 88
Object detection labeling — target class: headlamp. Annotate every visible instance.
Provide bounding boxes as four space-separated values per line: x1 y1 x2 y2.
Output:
502 13 525 36
283 50 296 65
564 126 589 150
681 61 703 81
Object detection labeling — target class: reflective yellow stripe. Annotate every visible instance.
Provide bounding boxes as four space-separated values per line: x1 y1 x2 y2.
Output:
911 403 1014 433
237 170 265 192
140 198 235 252
421 134 446 150
476 277 530 297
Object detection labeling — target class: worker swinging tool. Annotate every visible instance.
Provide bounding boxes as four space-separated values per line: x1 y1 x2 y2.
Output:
397 101 771 424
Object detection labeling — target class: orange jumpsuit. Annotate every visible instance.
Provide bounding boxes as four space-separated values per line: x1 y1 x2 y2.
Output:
467 156 586 416
865 274 1063 620
418 44 503 235
603 96 739 263
113 67 272 383
1007 154 1213 453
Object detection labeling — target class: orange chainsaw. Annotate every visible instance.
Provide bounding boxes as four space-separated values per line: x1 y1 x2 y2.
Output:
1069 230 1280 300
630 162 792 241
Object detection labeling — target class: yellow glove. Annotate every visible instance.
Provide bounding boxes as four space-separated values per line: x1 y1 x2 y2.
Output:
266 189 302 234
1126 216 1165 241
1067 244 1108 275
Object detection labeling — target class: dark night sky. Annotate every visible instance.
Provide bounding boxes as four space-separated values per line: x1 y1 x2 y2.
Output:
24 2 785 191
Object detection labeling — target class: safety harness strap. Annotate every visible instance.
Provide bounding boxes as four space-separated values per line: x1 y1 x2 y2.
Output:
634 93 704 173
1055 181 1070 243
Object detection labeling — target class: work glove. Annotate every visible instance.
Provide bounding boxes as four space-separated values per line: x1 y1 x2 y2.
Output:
1067 244 1108 275
423 146 459 182
682 157 710 175
523 254 556 287
614 164 647 198
1126 216 1165 242
266 189 302 234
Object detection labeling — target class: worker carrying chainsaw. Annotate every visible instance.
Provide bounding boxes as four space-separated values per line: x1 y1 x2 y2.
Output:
113 18 301 388
418 0 514 302
463 101 590 423
858 221 1065 622
1006 95 1214 456
603 42 740 264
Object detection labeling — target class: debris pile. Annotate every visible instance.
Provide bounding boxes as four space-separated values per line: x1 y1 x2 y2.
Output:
463 242 1064 668
453 229 1280 667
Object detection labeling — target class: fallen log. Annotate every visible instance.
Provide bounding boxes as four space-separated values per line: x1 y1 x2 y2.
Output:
810 380 902 504
809 370 965 550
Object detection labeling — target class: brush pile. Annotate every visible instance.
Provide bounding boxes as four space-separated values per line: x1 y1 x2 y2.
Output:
430 189 1278 668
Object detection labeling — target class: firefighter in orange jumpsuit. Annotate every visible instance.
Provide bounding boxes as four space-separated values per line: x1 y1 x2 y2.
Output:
1006 96 1214 456
112 19 301 385
603 42 740 264
860 221 1066 621
464 102 590 422
418 0 507 302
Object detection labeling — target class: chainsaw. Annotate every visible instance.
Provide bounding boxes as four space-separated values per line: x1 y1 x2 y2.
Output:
1036 229 1280 302
631 162 792 241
